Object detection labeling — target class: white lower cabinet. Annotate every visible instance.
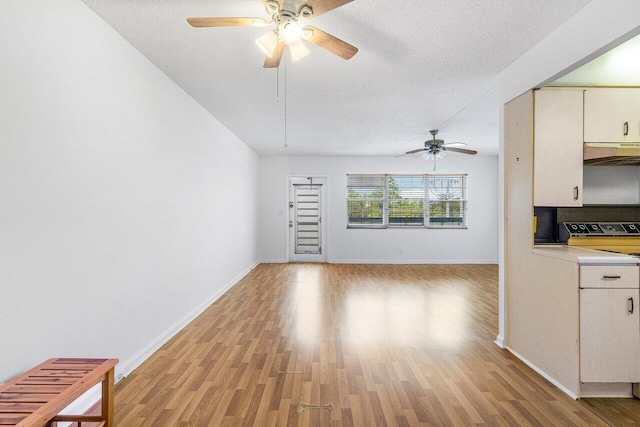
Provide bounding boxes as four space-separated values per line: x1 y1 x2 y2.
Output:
580 286 640 383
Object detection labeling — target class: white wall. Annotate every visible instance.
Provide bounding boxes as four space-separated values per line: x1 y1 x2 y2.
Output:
497 0 640 347
259 155 498 264
0 0 259 383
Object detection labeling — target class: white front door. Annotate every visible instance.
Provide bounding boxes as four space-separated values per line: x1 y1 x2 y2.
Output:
288 177 327 262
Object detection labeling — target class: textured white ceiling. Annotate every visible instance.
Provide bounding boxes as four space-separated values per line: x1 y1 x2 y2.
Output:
81 0 593 156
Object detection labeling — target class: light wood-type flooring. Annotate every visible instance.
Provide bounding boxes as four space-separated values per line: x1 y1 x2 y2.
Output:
106 263 640 426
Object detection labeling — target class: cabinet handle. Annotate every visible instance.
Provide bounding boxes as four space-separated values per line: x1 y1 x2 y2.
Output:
629 297 634 314
573 186 579 201
603 275 622 279
624 121 629 136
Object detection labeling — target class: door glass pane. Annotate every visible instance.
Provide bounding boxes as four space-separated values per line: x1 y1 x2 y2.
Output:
295 184 321 254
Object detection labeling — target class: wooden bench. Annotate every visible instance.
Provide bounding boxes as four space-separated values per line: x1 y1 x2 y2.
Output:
0 358 118 427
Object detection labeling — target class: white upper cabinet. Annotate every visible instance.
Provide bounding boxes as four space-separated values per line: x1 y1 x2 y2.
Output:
584 88 640 143
533 89 584 207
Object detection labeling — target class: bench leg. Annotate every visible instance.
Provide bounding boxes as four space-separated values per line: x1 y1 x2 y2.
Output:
101 367 115 427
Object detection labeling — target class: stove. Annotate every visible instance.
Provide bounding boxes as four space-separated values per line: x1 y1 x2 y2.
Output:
563 222 640 255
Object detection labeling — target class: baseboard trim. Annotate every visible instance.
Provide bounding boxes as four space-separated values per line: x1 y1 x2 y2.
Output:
329 260 499 265
507 347 578 400
258 259 499 265
494 335 506 348
59 260 259 418
580 382 633 398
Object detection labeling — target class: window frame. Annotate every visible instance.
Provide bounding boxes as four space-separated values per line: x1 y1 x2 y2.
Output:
346 174 468 229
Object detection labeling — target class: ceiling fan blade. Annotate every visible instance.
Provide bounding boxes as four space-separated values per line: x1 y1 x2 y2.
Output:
187 17 268 27
301 0 354 17
445 147 478 155
404 148 426 155
443 142 466 147
303 26 358 60
264 42 286 68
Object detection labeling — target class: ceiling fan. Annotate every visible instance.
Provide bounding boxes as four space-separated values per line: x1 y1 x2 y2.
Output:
399 130 478 170
187 0 358 68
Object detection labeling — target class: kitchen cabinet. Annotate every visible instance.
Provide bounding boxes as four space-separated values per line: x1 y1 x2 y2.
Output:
584 88 640 143
580 266 640 383
533 89 584 206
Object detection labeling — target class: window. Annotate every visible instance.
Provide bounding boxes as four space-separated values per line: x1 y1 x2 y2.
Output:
347 175 385 227
387 175 425 226
427 175 467 228
347 174 467 229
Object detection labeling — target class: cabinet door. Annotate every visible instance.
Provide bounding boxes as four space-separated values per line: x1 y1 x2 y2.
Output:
533 90 584 206
580 289 640 383
584 88 640 143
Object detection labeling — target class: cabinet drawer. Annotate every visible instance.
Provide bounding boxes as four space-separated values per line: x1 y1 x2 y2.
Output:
580 265 639 289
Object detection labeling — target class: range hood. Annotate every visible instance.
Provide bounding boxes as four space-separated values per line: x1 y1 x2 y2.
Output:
584 143 640 166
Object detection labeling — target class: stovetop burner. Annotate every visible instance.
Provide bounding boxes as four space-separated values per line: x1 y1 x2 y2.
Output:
563 222 640 237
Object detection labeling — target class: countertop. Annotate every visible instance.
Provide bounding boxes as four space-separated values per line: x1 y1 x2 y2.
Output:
533 245 640 265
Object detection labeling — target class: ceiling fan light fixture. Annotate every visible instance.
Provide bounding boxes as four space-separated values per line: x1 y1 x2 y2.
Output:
299 5 313 19
422 150 446 161
252 19 270 27
265 0 281 14
256 31 278 57
282 22 303 46
289 41 310 62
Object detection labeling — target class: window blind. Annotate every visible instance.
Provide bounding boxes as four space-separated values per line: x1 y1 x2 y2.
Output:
347 175 386 226
387 175 425 226
427 175 467 228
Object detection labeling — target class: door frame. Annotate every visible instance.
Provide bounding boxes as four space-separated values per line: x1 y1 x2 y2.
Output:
286 174 329 263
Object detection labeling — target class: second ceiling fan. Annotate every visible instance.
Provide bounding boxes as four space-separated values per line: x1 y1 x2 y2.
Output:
187 0 358 68
400 130 478 170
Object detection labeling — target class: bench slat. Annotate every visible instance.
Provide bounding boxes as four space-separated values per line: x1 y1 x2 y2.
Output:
52 358 109 364
40 364 107 371
0 394 56 403
17 377 78 385
3 385 69 394
0 414 28 425
0 403 43 413
27 370 90 378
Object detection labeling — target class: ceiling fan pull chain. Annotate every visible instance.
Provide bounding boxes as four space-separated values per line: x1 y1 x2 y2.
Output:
284 58 288 148
276 39 281 102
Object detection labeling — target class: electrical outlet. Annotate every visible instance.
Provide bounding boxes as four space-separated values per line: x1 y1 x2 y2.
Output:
116 373 124 382
399 249 404 255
